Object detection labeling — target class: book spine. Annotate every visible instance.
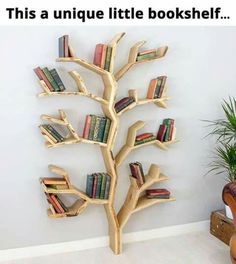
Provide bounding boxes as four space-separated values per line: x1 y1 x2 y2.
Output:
146 195 170 199
115 98 135 112
46 194 62 214
93 44 103 67
136 52 157 62
104 175 111 199
136 162 145 183
97 117 107 142
34 67 54 92
134 136 156 145
44 125 64 142
114 97 131 108
86 175 94 198
163 119 174 142
156 124 167 142
157 76 167 98
100 174 107 199
100 45 107 69
83 115 92 139
147 79 158 99
154 78 162 98
64 35 69 58
136 133 154 141
129 163 137 178
56 196 68 212
50 194 65 213
40 125 58 143
42 68 61 92
92 174 98 198
95 174 102 199
93 117 102 141
102 118 111 143
88 115 97 140
59 36 65 57
50 69 66 91
42 125 61 142
104 46 112 71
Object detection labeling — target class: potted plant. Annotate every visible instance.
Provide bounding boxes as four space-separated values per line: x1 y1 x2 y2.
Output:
206 97 236 219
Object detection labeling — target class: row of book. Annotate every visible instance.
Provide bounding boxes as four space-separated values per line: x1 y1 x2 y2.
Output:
86 173 111 199
34 67 66 92
134 118 176 146
114 96 135 113
129 162 145 187
147 76 167 99
58 35 75 58
136 49 158 62
156 118 176 142
93 44 113 71
40 124 67 144
146 188 171 199
83 115 111 143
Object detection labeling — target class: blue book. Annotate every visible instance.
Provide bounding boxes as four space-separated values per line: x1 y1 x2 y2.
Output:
95 174 102 199
104 175 111 199
59 36 64 57
86 175 94 198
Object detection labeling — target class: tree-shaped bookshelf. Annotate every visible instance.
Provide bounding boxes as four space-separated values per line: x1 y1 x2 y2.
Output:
37 32 178 254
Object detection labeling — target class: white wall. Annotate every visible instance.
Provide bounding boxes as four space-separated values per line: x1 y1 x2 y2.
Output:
0 26 234 250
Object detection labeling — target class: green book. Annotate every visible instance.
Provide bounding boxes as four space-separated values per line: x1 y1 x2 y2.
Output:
154 78 162 98
88 115 97 140
163 119 174 142
42 67 60 92
56 196 68 212
44 125 64 142
86 175 94 198
47 184 68 190
95 174 102 199
50 69 66 91
136 52 157 62
93 116 102 141
104 46 112 71
97 117 107 142
104 175 111 200
102 118 111 143
100 173 107 199
134 136 156 146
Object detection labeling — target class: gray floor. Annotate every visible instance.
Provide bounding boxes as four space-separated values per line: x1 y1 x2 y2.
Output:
3 231 230 264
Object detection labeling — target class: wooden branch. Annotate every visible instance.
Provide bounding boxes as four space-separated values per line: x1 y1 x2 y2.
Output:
117 164 174 228
115 121 177 167
115 42 168 81
69 70 88 93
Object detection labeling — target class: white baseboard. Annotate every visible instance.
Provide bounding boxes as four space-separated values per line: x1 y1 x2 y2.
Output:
0 220 209 262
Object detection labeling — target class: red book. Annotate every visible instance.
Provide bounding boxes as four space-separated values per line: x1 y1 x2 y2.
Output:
93 44 107 67
115 97 132 108
134 164 144 185
64 35 69 58
92 175 98 198
83 115 92 139
34 67 54 91
100 45 107 69
136 133 154 141
156 124 167 142
46 194 62 214
147 79 158 99
146 188 170 195
50 194 65 213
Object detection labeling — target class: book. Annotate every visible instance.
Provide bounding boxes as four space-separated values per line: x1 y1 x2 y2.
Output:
163 119 174 142
115 98 135 113
100 45 108 69
154 78 162 98
83 115 92 139
46 194 62 214
43 125 64 142
88 115 97 140
136 52 157 62
146 188 170 195
100 174 107 199
64 35 69 58
104 46 113 71
92 174 98 198
93 44 107 68
59 36 65 57
50 194 65 213
129 162 145 186
46 184 69 190
146 195 170 199
50 69 66 91
93 116 102 141
136 133 154 141
97 117 107 142
95 174 102 199
34 67 54 92
156 76 167 98
147 79 158 99
56 196 68 212
134 136 156 145
39 125 58 143
135 162 145 183
42 67 60 92
102 118 111 143
104 175 111 199
114 97 132 109
86 175 94 198
156 124 167 142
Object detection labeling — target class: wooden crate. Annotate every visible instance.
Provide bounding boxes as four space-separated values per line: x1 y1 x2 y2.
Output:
210 209 234 245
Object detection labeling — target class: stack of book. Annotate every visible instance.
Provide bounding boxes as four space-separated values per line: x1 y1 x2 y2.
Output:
39 124 67 144
146 76 167 99
136 49 158 62
156 118 175 142
41 177 69 190
34 67 66 92
134 133 156 146
93 44 113 71
129 162 145 187
86 173 111 199
58 35 75 58
114 97 135 113
83 115 111 143
146 188 170 199
46 193 68 214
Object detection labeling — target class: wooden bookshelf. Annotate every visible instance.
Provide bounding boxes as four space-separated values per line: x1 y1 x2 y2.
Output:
37 32 177 255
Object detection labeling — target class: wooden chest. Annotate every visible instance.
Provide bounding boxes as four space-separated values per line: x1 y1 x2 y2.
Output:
210 209 234 245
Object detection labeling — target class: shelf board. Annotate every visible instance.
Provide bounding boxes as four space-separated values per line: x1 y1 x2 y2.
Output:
133 196 176 213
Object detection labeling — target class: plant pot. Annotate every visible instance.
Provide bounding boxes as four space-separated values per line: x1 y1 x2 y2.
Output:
225 204 233 220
